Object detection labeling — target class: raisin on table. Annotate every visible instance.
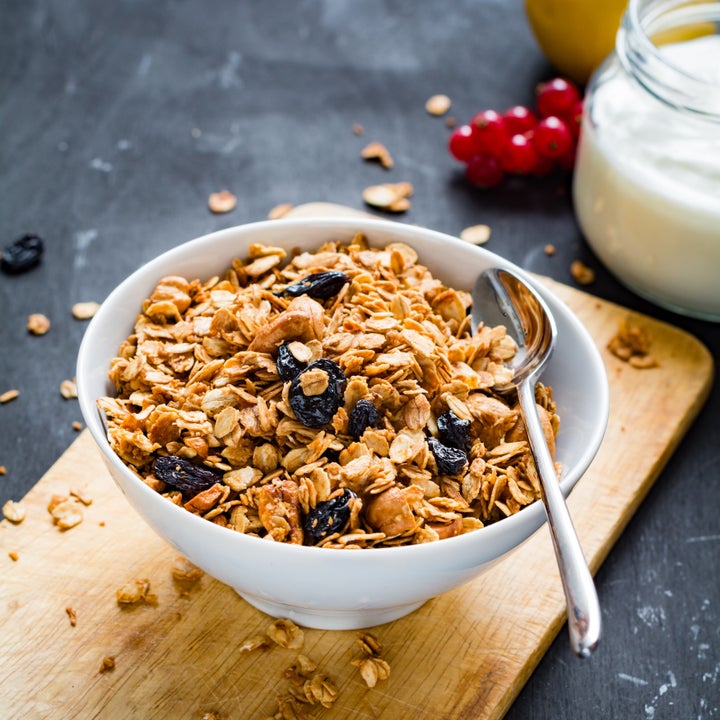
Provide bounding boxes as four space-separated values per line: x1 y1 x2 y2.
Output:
153 455 223 494
303 489 357 545
1 234 44 274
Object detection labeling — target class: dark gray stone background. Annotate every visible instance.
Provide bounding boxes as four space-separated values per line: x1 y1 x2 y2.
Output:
1 1 718 717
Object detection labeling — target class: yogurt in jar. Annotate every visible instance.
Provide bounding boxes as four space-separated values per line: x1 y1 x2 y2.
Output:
573 35 720 320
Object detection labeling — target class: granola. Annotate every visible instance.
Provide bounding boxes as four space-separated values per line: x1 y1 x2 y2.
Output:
99 234 560 548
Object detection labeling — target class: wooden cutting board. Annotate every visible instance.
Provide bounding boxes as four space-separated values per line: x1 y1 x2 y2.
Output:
0 203 713 720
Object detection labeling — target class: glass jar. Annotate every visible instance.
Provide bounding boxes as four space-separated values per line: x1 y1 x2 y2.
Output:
573 0 720 321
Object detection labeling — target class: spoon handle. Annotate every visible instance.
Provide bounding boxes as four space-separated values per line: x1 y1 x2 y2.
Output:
518 379 602 658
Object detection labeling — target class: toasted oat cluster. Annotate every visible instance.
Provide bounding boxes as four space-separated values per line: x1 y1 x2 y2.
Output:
98 233 559 547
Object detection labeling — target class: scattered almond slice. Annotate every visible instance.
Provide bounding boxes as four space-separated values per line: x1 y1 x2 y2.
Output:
268 203 293 220
3 500 26 524
72 302 100 320
0 389 19 404
208 190 237 214
60 379 78 399
362 182 414 213
360 141 394 170
570 260 595 285
425 94 452 116
459 224 491 245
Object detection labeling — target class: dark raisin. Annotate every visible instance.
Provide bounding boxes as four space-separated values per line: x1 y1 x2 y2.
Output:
289 361 345 428
275 342 308 381
303 488 357 545
153 455 223 494
1 234 44 274
279 271 350 300
348 399 381 440
427 438 467 476
437 410 471 451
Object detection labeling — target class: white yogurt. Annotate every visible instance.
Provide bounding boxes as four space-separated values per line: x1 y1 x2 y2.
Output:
573 35 720 319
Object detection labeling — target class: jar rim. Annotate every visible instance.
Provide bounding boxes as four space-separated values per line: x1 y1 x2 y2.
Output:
618 0 720 120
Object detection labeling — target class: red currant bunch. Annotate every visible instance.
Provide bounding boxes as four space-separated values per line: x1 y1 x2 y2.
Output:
447 77 582 188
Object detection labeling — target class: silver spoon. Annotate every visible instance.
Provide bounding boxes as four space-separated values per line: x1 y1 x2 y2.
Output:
472 267 601 658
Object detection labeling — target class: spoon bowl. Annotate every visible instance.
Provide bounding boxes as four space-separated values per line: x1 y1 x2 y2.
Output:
473 267 602 658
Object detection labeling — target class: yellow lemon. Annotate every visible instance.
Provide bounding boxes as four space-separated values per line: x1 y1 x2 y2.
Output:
525 0 628 85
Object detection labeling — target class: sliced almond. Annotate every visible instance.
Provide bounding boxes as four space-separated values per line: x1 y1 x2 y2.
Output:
459 224 491 245
267 202 293 220
208 190 237 214
0 389 20 404
361 141 394 170
425 94 452 116
362 182 414 213
72 302 100 320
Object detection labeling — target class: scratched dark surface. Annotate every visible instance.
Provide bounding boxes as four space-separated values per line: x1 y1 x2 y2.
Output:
1 1 719 718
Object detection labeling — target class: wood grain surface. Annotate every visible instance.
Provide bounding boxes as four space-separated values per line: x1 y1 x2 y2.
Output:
0 204 713 720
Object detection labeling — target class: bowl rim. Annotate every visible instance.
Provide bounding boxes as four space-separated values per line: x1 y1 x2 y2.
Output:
77 216 610 560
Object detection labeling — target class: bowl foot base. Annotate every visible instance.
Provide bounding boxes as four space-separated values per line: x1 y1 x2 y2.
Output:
235 591 426 629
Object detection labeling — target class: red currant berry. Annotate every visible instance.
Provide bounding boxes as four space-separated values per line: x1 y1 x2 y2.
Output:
536 77 581 118
533 116 574 159
533 153 556 177
557 143 578 171
448 124 480 163
503 105 538 135
565 99 584 137
470 109 508 156
465 153 505 188
500 134 539 175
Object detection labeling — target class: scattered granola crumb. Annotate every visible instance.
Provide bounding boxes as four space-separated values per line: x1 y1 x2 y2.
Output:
72 302 100 320
444 115 457 128
238 634 272 653
360 141 394 170
208 190 237 214
570 260 595 285
459 224 491 245
70 485 93 506
27 313 50 335
352 123 364 135
66 606 78 627
116 578 154 606
608 317 658 368
48 497 84 530
98 520 106 527
72 421 83 431
352 631 390 687
544 244 556 256
99 656 116 673
0 465 6 475
2 500 26 524
352 656 391 688
60 379 78 399
267 618 305 650
425 93 452 116
362 182 413 212
0 389 20 404
171 555 204 595
8 550 19 562
268 203 294 220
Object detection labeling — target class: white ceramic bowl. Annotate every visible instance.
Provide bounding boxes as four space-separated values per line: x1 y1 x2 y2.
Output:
77 217 609 630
